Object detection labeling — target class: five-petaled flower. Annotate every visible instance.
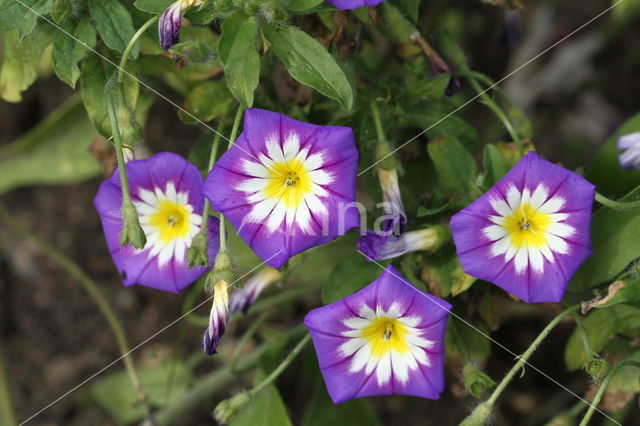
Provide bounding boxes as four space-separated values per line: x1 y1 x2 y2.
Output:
326 0 388 10
617 131 640 171
158 0 203 50
304 265 451 403
450 151 594 303
94 152 219 292
204 108 360 268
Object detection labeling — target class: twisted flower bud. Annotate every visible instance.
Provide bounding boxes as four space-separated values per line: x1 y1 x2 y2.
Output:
203 279 230 356
159 0 203 50
229 267 280 314
359 225 448 261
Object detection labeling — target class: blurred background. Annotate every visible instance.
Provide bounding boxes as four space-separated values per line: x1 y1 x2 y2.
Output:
1 0 640 425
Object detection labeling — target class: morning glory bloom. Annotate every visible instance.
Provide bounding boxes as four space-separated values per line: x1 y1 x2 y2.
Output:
617 131 640 170
94 152 219 292
304 265 451 403
229 266 281 314
326 0 387 10
450 152 594 303
204 109 360 269
159 0 203 50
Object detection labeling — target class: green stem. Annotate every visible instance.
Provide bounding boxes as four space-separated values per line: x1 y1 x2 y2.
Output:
230 311 272 375
578 360 640 426
595 192 640 211
220 106 245 253
370 98 387 147
249 333 311 397
198 115 228 244
106 80 133 204
117 16 159 85
462 73 523 155
0 205 153 421
0 346 16 426
573 312 594 362
486 304 581 407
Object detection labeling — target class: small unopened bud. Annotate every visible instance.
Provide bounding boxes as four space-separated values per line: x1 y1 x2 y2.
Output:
585 358 609 383
202 279 230 355
260 0 287 23
376 167 406 233
463 364 496 398
230 267 281 314
213 392 251 425
187 230 209 268
459 402 493 426
159 0 203 50
120 200 147 249
205 251 237 291
360 225 449 261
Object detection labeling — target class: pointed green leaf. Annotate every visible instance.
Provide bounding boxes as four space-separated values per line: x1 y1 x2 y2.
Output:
263 23 354 111
52 18 96 88
88 0 139 57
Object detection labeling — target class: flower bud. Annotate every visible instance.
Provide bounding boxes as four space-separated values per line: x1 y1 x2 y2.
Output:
360 225 449 261
213 392 251 425
376 167 406 234
459 402 493 426
120 200 147 249
187 230 209 268
463 364 496 398
159 0 203 50
617 131 640 170
202 279 230 355
585 358 609 383
230 267 280 314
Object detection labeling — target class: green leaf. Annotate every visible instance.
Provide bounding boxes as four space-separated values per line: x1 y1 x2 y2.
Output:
219 14 260 108
421 252 476 297
0 26 54 103
569 186 640 292
88 0 139 58
391 0 421 23
0 0 51 35
180 80 234 124
322 252 385 304
90 359 194 424
582 279 640 312
134 0 172 14
405 102 479 149
286 0 323 12
564 304 640 370
380 3 415 42
51 18 96 88
404 73 451 103
301 381 382 426
263 23 355 111
586 112 640 197
0 96 100 195
463 363 495 398
446 313 491 363
230 371 292 426
427 136 478 198
482 143 508 188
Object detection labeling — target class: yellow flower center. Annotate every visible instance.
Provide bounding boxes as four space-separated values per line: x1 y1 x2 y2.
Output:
148 199 192 243
359 317 410 358
263 159 312 208
502 202 552 249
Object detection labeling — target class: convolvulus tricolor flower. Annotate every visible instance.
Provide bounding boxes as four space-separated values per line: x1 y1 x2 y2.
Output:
326 0 387 10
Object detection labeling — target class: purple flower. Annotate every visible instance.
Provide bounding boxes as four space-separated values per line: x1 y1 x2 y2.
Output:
617 131 640 171
376 167 407 233
159 0 202 50
450 151 594 303
359 226 447 261
326 0 387 10
204 109 360 268
203 280 230 355
94 152 220 292
304 265 451 403
230 266 281 314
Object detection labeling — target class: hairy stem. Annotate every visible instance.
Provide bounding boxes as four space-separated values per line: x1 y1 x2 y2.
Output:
595 192 640 211
0 205 153 421
219 106 245 253
486 304 581 407
578 360 640 426
249 333 311 396
118 16 159 85
106 80 133 206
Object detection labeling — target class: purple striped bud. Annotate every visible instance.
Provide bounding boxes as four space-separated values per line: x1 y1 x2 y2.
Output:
229 267 280 314
202 280 230 356
158 0 203 50
617 131 640 171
